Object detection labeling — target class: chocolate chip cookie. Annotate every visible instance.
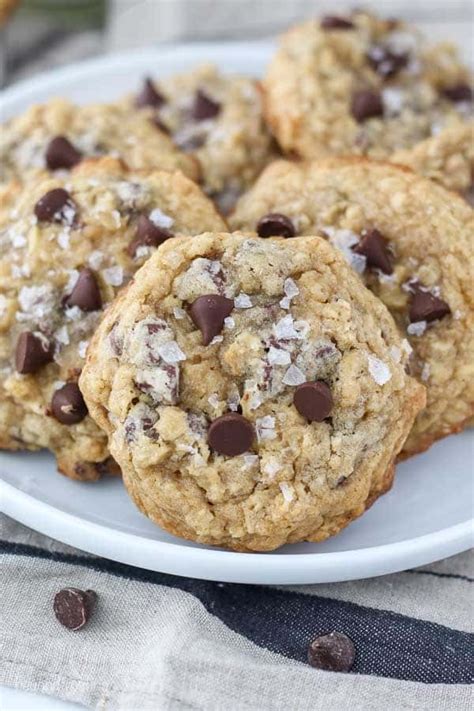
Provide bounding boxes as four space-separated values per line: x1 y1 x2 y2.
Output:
0 157 225 480
264 11 472 161
230 158 474 456
391 123 474 201
130 64 275 212
80 231 424 550
0 98 199 185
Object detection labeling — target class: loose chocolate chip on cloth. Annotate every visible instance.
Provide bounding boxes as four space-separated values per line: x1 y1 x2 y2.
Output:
0 157 225 481
80 231 424 551
53 588 97 631
1 514 472 710
230 158 474 458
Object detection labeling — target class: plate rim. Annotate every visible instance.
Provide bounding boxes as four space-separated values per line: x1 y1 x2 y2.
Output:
2 478 472 584
0 43 473 584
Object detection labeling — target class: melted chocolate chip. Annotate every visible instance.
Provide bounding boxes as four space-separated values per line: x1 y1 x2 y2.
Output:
135 77 166 108
308 632 356 672
367 46 408 78
320 15 354 30
294 381 333 422
208 413 254 456
128 215 173 257
66 268 102 312
353 228 393 274
409 289 451 323
441 83 472 103
15 331 54 374
351 90 384 122
192 89 221 121
34 188 76 223
45 136 82 170
189 294 234 345
53 588 97 631
257 213 296 239
51 382 88 425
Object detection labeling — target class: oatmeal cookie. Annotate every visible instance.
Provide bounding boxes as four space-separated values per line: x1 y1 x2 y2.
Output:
391 123 474 201
264 11 472 160
0 157 225 480
130 65 275 212
0 99 199 185
80 231 424 551
230 158 474 456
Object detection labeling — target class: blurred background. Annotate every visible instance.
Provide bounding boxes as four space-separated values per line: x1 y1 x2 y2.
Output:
1 0 473 87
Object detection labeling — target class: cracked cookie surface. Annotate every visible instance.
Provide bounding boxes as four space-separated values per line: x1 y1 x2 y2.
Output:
80 231 424 550
230 158 474 456
264 11 472 161
129 65 275 212
0 157 225 480
0 99 199 186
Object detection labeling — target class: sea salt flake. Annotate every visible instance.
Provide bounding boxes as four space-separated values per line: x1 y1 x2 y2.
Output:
11 232 27 248
243 453 259 468
207 393 220 409
262 458 281 478
228 392 241 411
389 346 401 363
224 316 235 329
54 325 69 345
401 339 413 356
234 293 252 309
282 364 306 386
88 250 105 270
273 314 301 340
407 321 427 336
248 391 263 411
210 335 224 345
65 270 80 292
268 346 291 366
135 245 151 260
421 363 431 381
173 306 186 320
102 266 124 287
149 208 174 229
367 354 392 385
157 340 186 363
65 305 83 321
256 415 276 441
78 340 89 359
323 227 367 273
382 87 404 115
57 230 70 250
279 482 294 503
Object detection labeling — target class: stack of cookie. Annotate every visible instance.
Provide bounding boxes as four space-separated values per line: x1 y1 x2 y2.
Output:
1 10 472 551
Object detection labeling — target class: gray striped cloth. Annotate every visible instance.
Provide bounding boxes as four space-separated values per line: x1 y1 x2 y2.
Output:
1 513 472 710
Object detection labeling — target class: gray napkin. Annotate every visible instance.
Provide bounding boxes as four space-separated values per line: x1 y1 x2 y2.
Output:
1 514 472 710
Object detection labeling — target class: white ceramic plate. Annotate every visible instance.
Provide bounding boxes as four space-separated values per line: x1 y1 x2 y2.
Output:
0 43 473 584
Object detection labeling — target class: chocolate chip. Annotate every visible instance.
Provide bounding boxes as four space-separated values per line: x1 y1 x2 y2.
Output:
257 213 296 239
192 89 221 121
51 382 88 425
367 46 408 78
136 77 166 108
15 331 53 374
208 413 254 456
53 588 97 631
353 228 393 274
441 83 472 102
409 289 451 324
294 381 333 422
45 136 82 170
128 215 173 257
66 268 102 312
308 632 356 672
34 188 77 223
189 294 234 345
351 90 384 122
320 15 354 29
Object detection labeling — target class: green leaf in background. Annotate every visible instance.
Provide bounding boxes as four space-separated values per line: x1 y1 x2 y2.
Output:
19 0 106 29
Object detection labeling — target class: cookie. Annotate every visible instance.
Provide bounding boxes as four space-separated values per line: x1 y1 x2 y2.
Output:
130 64 275 212
80 231 424 551
391 123 474 200
264 11 472 160
230 158 474 456
0 98 199 186
0 157 226 480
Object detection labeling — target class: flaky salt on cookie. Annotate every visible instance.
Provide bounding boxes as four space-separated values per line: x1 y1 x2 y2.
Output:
0 157 225 480
80 231 424 551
